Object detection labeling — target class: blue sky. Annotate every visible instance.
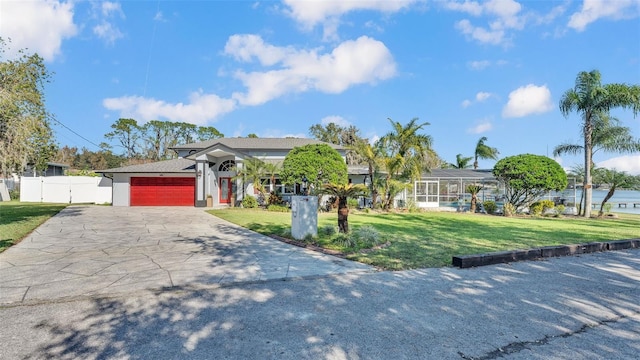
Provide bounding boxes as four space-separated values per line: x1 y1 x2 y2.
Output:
2 0 640 173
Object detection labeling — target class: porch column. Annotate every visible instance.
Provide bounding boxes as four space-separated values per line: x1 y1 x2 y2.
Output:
195 160 207 207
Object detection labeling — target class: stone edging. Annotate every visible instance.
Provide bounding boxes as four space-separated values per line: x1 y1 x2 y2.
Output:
452 238 640 268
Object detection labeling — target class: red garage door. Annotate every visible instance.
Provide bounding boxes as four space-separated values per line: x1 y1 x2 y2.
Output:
130 177 194 206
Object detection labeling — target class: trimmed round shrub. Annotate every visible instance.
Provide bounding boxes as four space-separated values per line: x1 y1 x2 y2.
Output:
483 200 497 215
242 195 258 208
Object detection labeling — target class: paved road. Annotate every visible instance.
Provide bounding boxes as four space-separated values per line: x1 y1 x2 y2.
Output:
0 206 639 359
0 206 372 305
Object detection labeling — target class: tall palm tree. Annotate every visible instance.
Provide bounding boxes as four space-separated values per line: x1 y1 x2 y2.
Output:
450 154 473 169
262 161 282 193
559 70 640 217
554 112 640 215
233 158 266 198
379 117 436 181
351 140 381 206
322 183 368 233
473 137 499 169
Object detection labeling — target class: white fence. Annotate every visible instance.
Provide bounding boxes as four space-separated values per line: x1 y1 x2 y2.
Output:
20 176 112 204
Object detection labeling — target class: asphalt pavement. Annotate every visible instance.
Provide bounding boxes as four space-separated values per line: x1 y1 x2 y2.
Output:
0 206 639 359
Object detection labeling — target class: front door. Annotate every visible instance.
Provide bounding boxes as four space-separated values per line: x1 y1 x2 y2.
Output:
219 177 232 204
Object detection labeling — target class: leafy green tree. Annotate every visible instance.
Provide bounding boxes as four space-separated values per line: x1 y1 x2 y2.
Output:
0 38 56 176
560 70 640 217
493 154 568 212
196 125 223 141
592 168 640 217
322 183 368 233
474 137 499 169
309 122 364 165
449 154 473 169
105 118 141 159
281 144 348 193
246 133 258 138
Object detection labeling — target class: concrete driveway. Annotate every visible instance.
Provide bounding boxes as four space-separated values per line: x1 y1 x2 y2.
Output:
0 206 373 305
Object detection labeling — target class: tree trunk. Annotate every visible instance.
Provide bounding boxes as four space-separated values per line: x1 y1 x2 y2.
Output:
470 194 477 213
337 196 349 233
598 186 616 217
583 117 593 218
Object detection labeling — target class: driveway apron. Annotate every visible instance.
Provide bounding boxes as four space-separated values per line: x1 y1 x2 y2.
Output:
0 206 373 305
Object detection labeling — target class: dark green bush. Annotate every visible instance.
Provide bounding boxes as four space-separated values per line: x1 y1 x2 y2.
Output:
483 200 497 215
268 191 283 206
242 195 258 208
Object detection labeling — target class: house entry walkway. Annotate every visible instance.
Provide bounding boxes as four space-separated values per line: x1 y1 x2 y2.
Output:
0 206 373 305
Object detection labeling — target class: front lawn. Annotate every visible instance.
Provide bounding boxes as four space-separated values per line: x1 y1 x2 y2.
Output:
0 201 68 253
208 209 640 269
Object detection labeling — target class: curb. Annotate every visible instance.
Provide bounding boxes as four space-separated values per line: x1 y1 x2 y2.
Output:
452 238 640 268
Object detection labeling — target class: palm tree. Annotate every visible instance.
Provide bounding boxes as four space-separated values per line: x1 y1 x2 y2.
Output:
322 183 368 233
474 137 499 169
351 140 381 206
262 161 282 194
233 158 266 199
379 117 436 181
450 154 473 169
554 112 640 215
560 70 640 217
466 184 483 213
592 169 639 217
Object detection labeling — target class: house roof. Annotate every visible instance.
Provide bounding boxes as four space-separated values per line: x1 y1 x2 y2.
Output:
96 158 196 174
171 137 344 151
426 168 495 179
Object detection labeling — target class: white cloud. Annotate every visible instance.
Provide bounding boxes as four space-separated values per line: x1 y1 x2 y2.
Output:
225 35 397 106
321 115 351 127
0 0 77 61
467 60 491 70
502 84 554 118
598 155 640 175
456 19 505 45
91 1 125 45
103 91 236 125
468 122 493 134
568 0 640 32
462 91 493 108
282 0 416 41
476 91 492 102
445 0 525 46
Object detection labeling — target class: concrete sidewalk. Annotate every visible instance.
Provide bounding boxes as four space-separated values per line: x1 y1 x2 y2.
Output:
0 206 373 305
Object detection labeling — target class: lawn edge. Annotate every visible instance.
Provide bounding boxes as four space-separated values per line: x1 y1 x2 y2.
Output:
452 238 640 268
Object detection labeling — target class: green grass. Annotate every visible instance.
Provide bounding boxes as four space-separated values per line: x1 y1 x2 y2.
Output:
0 201 68 253
208 208 640 270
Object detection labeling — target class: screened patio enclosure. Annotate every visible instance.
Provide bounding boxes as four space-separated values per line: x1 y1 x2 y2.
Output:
408 169 577 211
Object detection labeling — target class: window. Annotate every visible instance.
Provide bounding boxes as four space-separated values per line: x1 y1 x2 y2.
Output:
218 160 236 172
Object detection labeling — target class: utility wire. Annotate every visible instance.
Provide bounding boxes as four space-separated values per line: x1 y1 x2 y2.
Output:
52 118 102 149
